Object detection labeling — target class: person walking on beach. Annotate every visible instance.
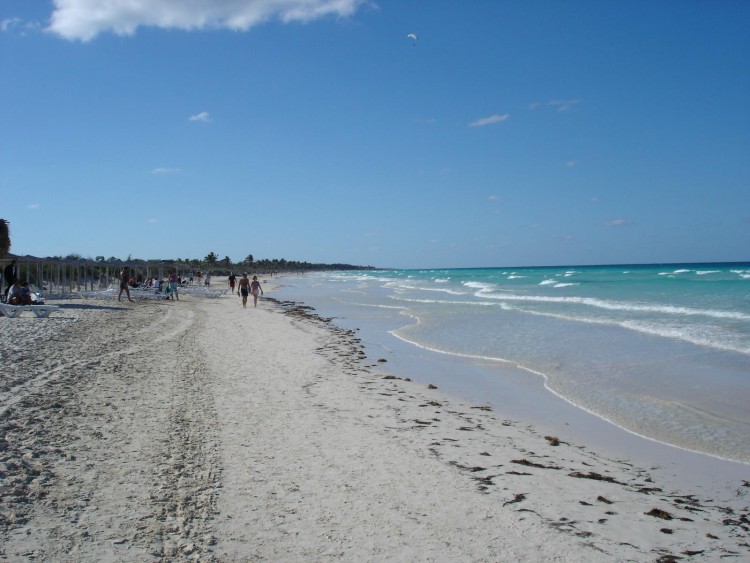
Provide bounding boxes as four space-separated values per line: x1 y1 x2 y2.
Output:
228 273 236 294
118 267 134 302
168 270 179 300
250 275 263 307
237 273 251 308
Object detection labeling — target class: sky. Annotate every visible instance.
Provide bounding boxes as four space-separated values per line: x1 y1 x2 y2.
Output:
1 0 748 269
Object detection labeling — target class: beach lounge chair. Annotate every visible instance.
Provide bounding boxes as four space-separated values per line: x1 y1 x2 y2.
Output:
0 303 60 318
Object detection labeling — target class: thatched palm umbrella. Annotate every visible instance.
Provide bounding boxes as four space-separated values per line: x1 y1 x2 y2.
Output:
0 219 9 258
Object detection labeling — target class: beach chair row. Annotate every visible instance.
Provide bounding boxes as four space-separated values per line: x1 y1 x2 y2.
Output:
179 286 227 298
81 285 227 300
82 287 167 300
0 303 60 318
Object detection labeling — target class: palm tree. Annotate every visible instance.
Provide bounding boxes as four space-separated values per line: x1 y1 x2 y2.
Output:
245 254 254 268
204 252 218 267
0 219 10 257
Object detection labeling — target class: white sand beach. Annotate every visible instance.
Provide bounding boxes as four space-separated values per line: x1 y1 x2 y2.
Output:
1 279 748 561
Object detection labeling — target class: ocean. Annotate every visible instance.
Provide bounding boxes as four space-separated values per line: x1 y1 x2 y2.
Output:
275 263 750 465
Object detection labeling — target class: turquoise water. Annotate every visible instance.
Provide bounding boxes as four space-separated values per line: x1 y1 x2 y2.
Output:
276 263 750 463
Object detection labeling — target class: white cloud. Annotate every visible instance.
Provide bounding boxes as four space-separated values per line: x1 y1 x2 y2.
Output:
189 111 212 123
1 18 21 32
152 167 181 174
28 203 40 209
47 0 370 42
468 113 509 128
148 218 158 224
2 17 41 35
605 218 631 227
548 99 581 112
565 160 576 168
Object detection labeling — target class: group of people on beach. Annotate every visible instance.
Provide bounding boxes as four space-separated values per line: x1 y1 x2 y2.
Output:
230 273 263 308
118 267 181 302
116 267 263 308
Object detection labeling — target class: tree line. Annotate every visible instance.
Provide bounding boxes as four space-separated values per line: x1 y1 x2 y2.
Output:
39 251 374 274
192 253 374 274
0 222 373 273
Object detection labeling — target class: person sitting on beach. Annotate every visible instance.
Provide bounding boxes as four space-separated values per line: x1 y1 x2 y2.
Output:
237 273 251 308
119 268 134 302
7 279 31 305
250 275 263 307
20 282 33 305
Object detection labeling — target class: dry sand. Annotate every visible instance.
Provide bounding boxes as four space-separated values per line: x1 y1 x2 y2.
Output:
1 283 749 561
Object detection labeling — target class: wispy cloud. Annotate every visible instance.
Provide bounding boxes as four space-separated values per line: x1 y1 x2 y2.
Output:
548 99 581 112
189 112 212 123
565 161 576 168
468 114 509 128
147 218 158 224
1 17 41 35
46 0 370 42
438 167 459 176
152 167 181 174
605 218 632 227
1 18 21 32
28 203 40 209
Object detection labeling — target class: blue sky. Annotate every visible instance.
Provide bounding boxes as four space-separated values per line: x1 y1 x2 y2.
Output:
1 0 748 269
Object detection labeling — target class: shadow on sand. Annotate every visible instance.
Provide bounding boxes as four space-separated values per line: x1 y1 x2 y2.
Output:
54 303 126 311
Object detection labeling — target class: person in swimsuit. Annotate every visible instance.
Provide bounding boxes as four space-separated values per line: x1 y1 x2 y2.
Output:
228 273 236 294
250 275 263 307
168 270 179 300
237 273 251 308
119 267 133 302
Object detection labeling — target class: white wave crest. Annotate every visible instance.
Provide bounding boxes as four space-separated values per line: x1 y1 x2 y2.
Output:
474 291 750 321
463 281 497 291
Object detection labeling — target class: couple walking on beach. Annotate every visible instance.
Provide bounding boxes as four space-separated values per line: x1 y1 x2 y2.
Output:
237 274 262 308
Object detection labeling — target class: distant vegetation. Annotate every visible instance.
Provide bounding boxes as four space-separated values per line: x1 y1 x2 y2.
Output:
44 252 374 274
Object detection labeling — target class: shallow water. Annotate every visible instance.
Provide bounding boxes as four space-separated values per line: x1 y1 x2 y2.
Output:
276 263 750 463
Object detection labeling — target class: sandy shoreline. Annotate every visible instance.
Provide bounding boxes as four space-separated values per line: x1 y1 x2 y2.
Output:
1 283 749 561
